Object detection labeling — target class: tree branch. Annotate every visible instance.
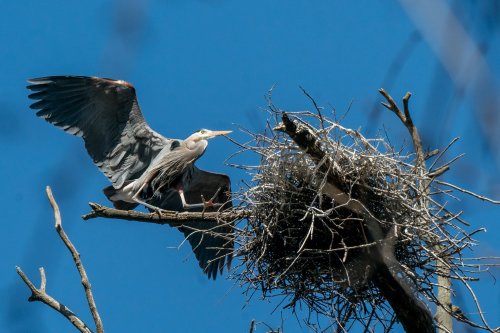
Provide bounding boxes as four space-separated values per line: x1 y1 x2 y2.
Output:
379 89 425 170
82 202 251 225
46 187 104 333
16 266 93 333
380 89 451 333
16 186 104 333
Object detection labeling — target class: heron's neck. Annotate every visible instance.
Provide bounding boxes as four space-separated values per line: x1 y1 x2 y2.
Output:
186 139 208 155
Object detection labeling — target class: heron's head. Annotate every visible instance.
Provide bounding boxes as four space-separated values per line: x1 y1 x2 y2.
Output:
188 129 232 142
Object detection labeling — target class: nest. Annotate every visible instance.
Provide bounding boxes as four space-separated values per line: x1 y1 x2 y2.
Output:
230 94 499 332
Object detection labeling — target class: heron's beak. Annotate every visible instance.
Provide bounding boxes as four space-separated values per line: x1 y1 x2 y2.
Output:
209 130 232 137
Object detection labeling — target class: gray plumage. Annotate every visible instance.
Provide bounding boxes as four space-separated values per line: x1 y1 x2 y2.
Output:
27 76 233 279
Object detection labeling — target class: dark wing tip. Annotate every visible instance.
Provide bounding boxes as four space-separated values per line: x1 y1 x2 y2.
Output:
205 261 219 280
27 76 76 86
27 75 135 90
26 76 137 110
27 78 52 92
27 78 51 85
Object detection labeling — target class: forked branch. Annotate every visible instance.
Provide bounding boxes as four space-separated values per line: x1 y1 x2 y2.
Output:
16 186 104 333
16 266 93 333
379 88 425 170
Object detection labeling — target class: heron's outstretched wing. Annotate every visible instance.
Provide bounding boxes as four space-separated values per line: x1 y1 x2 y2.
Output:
182 167 233 279
27 76 169 188
151 166 234 279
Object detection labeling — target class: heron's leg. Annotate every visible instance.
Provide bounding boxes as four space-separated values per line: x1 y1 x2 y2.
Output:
131 182 165 213
131 182 147 201
178 189 204 209
132 197 165 214
178 188 224 210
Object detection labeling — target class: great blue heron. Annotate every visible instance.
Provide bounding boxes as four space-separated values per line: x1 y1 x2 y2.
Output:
27 75 233 279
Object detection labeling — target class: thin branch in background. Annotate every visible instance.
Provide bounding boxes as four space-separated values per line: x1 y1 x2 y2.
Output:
16 186 104 333
366 30 421 134
399 0 500 166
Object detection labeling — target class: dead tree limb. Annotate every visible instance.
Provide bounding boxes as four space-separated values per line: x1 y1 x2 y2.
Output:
274 107 434 333
15 267 93 333
380 89 452 333
16 186 104 333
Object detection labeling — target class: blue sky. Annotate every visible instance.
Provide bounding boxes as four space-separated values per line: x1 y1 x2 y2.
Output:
1 1 499 332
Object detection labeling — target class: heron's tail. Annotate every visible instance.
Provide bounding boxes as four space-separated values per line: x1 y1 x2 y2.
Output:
103 184 138 210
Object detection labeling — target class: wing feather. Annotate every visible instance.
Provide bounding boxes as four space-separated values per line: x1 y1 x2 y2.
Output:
28 76 233 280
27 76 170 188
151 166 234 279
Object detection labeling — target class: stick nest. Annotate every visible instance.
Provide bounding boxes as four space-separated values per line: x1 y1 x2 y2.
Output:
229 93 499 332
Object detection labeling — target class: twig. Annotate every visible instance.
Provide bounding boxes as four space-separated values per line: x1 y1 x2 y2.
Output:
435 180 500 204
249 319 255 333
300 86 326 132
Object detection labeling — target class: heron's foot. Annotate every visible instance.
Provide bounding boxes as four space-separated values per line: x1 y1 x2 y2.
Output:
144 203 166 215
178 187 225 211
151 207 165 216
200 194 214 213
200 187 223 213
205 187 222 205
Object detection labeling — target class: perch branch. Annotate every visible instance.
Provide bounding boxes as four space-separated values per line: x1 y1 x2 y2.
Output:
83 202 251 225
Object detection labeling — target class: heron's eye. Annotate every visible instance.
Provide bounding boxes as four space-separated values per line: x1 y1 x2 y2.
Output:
170 140 180 150
200 129 207 134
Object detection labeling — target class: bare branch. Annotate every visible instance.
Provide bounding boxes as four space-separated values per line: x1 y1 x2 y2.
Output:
16 266 93 333
83 202 251 224
249 319 255 333
435 180 500 204
299 86 326 132
379 88 425 170
16 187 104 333
428 165 450 178
45 186 104 333
380 89 451 332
